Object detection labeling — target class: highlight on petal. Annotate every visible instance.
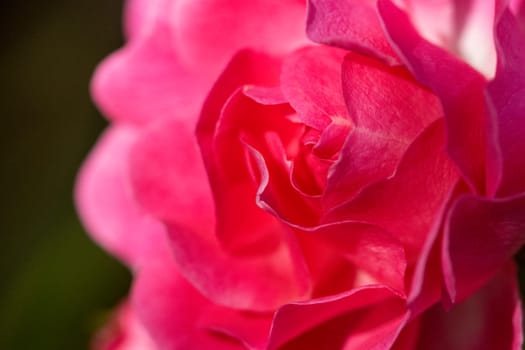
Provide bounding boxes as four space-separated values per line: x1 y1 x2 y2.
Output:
75 126 172 268
378 0 488 194
442 192 525 304
399 0 497 77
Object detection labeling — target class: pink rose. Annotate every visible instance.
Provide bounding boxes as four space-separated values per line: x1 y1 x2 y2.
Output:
77 0 525 348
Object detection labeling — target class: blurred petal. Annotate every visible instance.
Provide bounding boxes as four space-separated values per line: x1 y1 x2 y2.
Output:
92 11 209 126
486 9 525 196
403 0 497 77
443 192 525 303
417 263 523 350
75 126 171 268
172 0 307 76
91 302 157 350
132 248 273 350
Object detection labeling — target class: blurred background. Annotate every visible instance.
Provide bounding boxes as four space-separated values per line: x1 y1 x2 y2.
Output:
0 1 131 348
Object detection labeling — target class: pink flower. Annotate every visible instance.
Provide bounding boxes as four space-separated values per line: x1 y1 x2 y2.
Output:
77 0 525 348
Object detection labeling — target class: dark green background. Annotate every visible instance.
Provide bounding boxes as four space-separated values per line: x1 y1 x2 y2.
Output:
0 1 131 349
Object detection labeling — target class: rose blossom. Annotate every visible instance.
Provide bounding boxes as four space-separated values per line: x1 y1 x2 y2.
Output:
77 0 525 348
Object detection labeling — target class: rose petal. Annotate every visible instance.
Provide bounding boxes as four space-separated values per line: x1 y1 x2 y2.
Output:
197 50 309 251
306 0 399 63
401 0 497 77
405 181 465 316
91 302 157 350
325 51 443 208
172 0 307 76
267 285 407 350
416 263 522 350
123 0 171 40
92 13 209 126
75 126 172 268
131 249 273 350
280 45 349 131
308 222 407 293
326 119 459 260
130 117 311 312
486 9 525 196
442 191 525 304
378 0 487 194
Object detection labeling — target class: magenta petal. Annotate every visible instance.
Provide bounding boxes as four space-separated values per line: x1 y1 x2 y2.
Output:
130 118 311 312
75 126 172 268
91 18 209 126
131 251 272 350
325 52 442 207
306 0 399 63
443 192 525 304
416 263 523 350
172 0 307 77
378 0 487 194
309 222 407 292
486 9 525 196
406 181 463 316
267 286 407 350
280 45 348 131
326 119 458 260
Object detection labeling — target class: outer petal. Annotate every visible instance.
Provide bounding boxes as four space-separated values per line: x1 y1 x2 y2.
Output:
267 286 408 350
400 0 497 77
306 0 399 63
442 192 525 303
92 8 209 126
91 302 157 350
131 245 273 350
379 0 487 194
75 126 172 268
416 263 522 350
486 9 525 196
172 0 307 77
130 118 311 312
123 0 171 40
